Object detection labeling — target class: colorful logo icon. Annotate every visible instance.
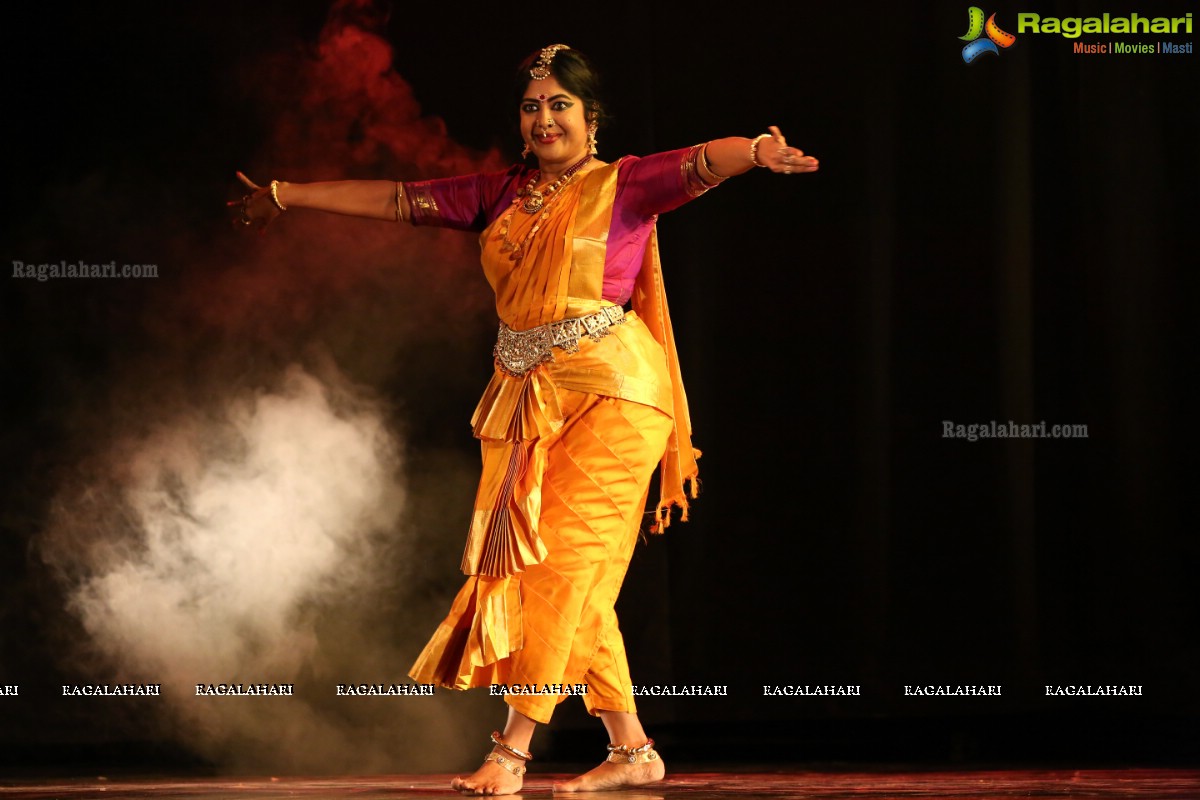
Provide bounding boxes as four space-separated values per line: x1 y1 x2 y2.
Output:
960 7 1017 63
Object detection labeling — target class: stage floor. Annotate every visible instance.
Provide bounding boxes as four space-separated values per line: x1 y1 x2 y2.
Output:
1 769 1198 799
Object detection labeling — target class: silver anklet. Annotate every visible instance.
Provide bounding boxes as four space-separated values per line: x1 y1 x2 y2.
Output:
605 738 659 764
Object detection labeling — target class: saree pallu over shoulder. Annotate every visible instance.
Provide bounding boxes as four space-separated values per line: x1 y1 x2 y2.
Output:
460 161 699 586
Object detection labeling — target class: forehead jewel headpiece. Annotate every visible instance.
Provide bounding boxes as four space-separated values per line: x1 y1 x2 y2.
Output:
530 44 571 80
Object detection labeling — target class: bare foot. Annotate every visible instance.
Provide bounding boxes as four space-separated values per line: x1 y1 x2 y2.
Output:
553 752 665 793
450 749 526 796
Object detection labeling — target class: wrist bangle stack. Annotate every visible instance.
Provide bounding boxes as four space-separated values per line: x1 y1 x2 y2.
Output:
269 180 287 211
749 134 771 168
701 143 731 181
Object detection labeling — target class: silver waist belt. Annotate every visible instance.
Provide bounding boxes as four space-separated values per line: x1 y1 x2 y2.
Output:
494 306 626 377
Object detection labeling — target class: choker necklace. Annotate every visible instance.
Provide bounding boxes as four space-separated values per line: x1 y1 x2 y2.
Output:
517 154 593 214
500 155 593 260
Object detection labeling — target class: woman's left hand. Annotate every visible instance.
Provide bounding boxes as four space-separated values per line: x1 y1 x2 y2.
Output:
761 125 819 175
226 171 282 231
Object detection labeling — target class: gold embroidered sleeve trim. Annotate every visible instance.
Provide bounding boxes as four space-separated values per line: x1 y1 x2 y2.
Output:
403 181 442 224
680 144 720 198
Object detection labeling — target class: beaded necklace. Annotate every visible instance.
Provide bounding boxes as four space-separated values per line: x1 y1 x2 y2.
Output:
499 154 593 260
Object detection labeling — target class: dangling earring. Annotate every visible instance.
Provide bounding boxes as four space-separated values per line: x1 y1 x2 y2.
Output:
521 142 531 159
587 122 598 156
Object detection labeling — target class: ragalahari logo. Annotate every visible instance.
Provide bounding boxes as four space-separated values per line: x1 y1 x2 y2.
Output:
960 7 1017 63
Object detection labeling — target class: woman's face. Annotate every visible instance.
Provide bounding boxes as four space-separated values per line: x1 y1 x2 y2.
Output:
520 75 590 167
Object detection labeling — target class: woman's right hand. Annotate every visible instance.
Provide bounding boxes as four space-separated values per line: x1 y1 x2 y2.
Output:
226 171 282 231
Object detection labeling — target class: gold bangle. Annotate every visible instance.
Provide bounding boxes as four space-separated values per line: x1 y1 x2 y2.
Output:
749 134 771 168
395 181 406 223
701 143 730 181
269 180 287 211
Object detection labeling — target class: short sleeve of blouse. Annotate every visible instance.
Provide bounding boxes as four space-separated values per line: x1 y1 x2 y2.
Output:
403 166 525 231
615 145 717 219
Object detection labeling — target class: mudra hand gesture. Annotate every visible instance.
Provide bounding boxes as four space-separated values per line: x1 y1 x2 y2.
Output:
756 125 819 175
226 171 284 231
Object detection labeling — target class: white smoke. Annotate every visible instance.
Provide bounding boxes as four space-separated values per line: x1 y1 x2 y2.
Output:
39 362 494 774
68 364 401 681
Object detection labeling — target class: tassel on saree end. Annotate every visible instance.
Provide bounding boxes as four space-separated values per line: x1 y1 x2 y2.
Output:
649 504 669 535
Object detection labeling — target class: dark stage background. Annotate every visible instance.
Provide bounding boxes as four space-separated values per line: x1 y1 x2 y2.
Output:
2 0 1197 778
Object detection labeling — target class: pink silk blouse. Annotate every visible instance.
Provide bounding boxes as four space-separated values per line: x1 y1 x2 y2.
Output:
402 147 712 305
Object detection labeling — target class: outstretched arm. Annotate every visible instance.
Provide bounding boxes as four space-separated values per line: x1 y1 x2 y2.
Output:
700 125 819 181
229 172 408 230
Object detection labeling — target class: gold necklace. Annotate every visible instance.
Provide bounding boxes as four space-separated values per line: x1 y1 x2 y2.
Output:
516 154 593 213
500 155 593 260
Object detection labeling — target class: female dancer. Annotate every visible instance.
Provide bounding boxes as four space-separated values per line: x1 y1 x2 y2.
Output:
233 43 817 795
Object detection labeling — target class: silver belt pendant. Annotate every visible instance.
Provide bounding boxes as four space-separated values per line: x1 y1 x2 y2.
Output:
494 306 625 377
